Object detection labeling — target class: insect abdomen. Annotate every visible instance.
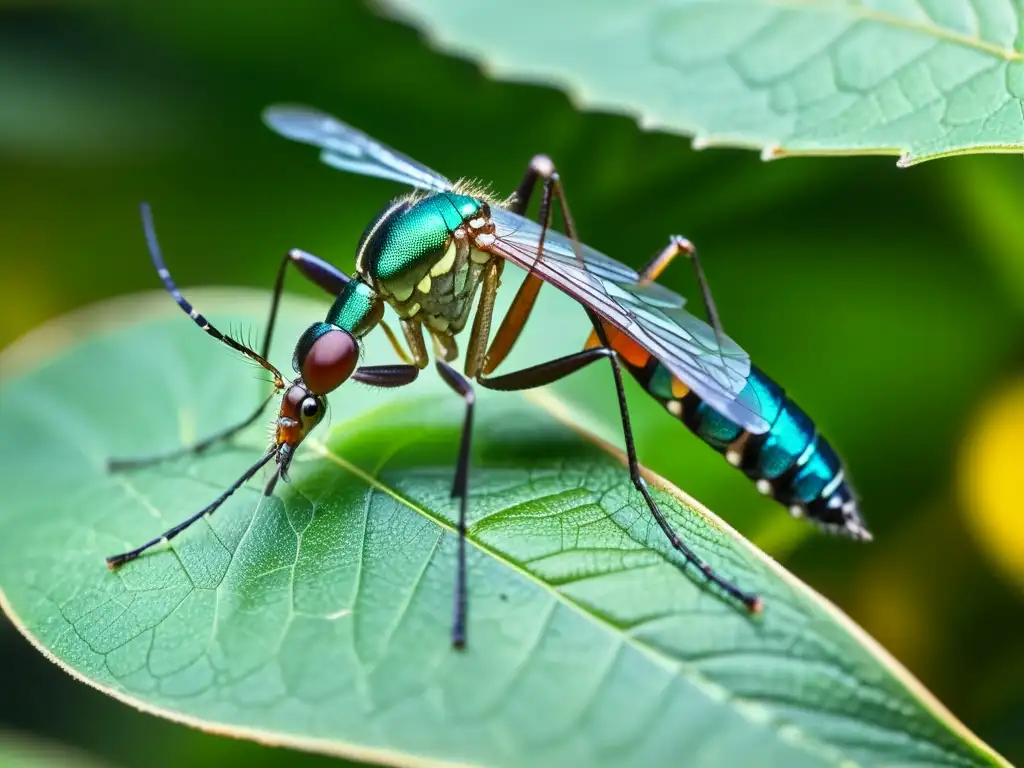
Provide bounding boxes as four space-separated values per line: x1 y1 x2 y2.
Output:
646 362 868 539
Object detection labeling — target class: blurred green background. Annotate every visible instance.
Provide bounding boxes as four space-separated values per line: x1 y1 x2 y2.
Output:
1 1 1022 766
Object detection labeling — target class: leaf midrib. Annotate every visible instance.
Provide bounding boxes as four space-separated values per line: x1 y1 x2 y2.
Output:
1 290 996 766
305 436 858 767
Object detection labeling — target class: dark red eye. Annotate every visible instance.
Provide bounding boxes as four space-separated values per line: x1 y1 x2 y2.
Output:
300 329 357 394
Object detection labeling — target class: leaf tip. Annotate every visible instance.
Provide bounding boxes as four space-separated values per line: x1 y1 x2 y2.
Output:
896 152 913 168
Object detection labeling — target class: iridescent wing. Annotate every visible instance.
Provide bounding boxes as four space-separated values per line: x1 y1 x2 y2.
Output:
263 104 454 193
265 104 770 433
489 207 772 434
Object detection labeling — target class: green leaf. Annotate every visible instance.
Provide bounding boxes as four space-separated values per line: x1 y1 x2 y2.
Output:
0 730 110 768
0 290 1008 767
379 0 1024 165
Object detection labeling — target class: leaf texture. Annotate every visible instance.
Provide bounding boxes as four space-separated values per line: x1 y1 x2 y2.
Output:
0 291 1008 767
381 0 1024 164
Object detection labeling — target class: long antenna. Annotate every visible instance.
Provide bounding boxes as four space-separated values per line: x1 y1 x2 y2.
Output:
106 447 279 568
140 202 285 388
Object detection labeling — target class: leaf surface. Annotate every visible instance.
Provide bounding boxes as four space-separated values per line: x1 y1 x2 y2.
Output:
381 0 1024 164
0 291 1007 767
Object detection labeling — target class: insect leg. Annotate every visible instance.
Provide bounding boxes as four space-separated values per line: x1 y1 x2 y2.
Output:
107 391 280 470
352 364 420 388
401 320 430 369
379 319 414 365
434 359 476 649
262 246 350 359
507 154 558 215
588 236 724 347
638 235 728 363
484 156 578 375
463 259 502 379
645 236 723 335
108 362 421 569
262 246 412 367
478 312 762 613
478 347 615 390
483 273 542 375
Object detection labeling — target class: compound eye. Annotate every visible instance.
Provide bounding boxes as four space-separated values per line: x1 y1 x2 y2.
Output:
300 328 358 394
301 397 320 419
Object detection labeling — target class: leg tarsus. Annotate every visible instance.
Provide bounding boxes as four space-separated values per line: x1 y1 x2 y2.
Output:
586 311 758 611
435 359 475 649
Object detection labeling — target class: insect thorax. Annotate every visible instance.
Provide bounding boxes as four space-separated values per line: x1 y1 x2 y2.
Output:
355 192 499 335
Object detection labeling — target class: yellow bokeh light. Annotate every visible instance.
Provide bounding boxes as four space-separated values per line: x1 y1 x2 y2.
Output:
959 379 1024 590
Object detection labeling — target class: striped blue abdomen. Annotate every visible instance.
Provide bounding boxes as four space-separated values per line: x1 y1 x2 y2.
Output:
647 363 868 539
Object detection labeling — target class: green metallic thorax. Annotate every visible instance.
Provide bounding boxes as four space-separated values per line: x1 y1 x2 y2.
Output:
354 192 497 336
325 279 382 336
294 279 384 372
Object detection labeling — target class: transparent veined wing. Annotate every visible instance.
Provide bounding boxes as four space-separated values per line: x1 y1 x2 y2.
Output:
263 105 454 193
489 207 772 434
